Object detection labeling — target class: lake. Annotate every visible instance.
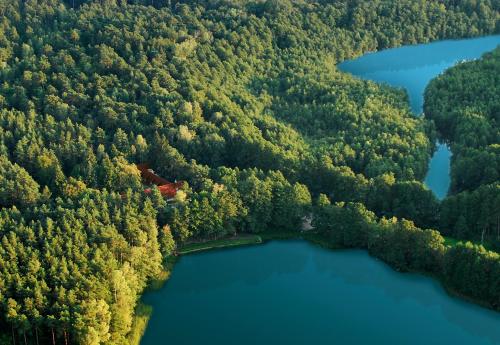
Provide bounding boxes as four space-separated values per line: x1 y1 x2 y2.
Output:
141 241 500 345
338 35 500 199
141 37 500 344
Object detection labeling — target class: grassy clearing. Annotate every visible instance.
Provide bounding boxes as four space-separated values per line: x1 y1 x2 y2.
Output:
178 234 262 254
177 229 317 255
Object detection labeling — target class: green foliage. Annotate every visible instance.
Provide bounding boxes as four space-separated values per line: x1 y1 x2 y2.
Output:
0 0 498 343
0 155 41 207
425 47 500 192
158 225 176 257
0 190 163 344
126 303 152 345
178 234 262 255
440 183 500 248
313 197 500 309
425 47 500 246
444 242 500 308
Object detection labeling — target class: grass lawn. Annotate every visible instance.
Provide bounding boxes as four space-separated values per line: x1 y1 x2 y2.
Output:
178 234 262 254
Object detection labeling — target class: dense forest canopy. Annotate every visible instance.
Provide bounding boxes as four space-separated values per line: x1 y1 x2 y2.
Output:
425 47 500 248
0 0 499 344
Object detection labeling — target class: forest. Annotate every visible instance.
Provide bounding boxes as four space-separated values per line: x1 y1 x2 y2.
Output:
313 197 500 311
0 0 498 344
425 47 500 249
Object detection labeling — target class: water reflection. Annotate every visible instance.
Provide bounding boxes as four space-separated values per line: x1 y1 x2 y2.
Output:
424 142 452 199
162 240 310 293
310 244 500 344
141 241 500 345
142 36 500 345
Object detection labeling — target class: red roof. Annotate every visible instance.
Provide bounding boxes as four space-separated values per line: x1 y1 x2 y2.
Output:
138 164 184 199
137 163 169 185
144 182 184 198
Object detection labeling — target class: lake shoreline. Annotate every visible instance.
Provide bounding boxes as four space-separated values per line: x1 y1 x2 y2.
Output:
135 34 500 344
178 234 263 255
134 230 498 344
128 256 177 345
131 231 304 344
139 238 500 345
303 232 500 313
187 230 500 313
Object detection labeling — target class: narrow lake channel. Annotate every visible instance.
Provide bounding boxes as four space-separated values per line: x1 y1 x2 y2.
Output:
141 36 500 344
338 34 500 199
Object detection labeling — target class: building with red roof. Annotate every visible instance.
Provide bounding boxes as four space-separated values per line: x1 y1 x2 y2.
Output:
137 164 184 199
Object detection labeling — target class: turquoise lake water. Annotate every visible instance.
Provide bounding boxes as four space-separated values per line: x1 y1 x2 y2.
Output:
141 37 500 344
141 241 500 345
338 35 500 199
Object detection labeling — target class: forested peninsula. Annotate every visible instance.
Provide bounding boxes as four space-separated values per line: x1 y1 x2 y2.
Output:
0 0 499 344
425 47 500 247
